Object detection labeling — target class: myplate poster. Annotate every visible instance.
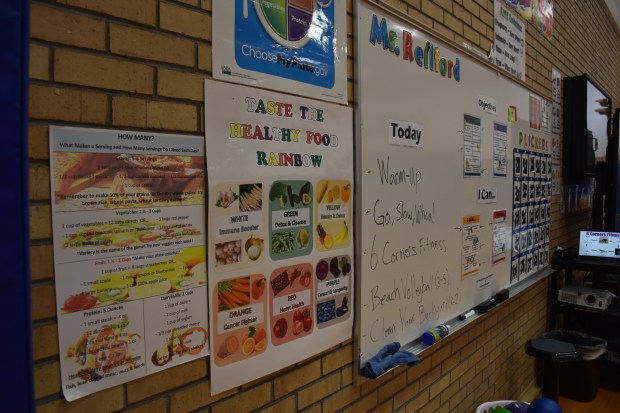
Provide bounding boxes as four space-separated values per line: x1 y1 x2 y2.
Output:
50 127 209 401
212 0 348 104
205 80 353 394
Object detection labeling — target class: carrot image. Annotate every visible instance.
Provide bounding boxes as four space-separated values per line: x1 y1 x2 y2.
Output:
218 278 251 310
227 289 249 305
234 277 250 285
219 292 237 310
221 290 244 306
231 282 250 293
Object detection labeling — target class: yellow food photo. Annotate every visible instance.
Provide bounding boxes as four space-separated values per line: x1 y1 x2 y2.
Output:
130 278 172 300
60 245 207 313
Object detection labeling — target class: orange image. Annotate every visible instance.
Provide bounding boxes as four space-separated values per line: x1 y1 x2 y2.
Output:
212 274 268 366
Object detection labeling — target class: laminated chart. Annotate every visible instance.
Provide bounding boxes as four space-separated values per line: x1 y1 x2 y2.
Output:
205 80 353 393
50 127 209 401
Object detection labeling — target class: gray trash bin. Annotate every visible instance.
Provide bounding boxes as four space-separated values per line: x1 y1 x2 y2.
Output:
543 330 607 402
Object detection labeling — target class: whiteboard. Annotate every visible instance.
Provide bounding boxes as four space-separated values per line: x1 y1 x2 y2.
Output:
355 1 552 368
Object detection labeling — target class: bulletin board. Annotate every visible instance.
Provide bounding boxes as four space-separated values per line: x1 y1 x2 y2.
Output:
355 0 552 369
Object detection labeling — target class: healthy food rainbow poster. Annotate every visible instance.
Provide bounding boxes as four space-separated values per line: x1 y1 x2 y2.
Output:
205 80 354 394
212 0 348 104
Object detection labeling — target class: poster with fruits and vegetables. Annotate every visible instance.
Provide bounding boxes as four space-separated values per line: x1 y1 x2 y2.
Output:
205 80 354 394
49 127 210 401
212 0 347 104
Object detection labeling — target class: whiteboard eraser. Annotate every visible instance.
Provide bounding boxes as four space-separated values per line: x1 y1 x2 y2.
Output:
476 298 497 314
495 289 509 303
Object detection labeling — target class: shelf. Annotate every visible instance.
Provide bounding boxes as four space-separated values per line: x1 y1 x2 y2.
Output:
551 250 620 374
552 254 620 273
555 303 620 320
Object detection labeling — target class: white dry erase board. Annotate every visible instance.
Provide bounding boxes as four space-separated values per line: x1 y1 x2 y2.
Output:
355 0 552 369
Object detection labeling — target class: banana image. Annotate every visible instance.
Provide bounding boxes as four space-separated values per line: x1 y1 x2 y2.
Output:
316 180 329 203
335 222 348 243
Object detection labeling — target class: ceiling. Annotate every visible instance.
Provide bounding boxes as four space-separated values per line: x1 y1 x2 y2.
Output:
605 0 620 30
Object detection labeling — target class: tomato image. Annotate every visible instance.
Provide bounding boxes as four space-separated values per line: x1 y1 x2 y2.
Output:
273 318 287 338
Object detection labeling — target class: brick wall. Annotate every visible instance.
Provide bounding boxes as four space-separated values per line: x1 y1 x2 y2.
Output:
29 0 620 412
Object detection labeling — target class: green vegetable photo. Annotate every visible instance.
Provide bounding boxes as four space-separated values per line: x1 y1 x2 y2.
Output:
268 180 314 260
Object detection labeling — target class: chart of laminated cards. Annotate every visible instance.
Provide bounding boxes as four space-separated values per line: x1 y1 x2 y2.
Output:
205 80 354 394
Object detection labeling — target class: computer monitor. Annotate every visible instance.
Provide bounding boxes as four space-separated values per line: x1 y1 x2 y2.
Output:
579 230 620 259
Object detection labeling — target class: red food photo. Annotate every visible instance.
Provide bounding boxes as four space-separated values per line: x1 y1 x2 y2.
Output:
63 293 97 312
269 263 313 345
292 320 303 335
303 316 313 332
300 271 311 287
273 318 287 338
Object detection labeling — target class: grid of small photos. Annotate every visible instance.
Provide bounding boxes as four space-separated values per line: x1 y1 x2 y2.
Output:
511 149 551 283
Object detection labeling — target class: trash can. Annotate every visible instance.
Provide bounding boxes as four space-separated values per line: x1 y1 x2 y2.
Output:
543 330 607 402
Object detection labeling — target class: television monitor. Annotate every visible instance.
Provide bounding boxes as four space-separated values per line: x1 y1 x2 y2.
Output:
579 230 620 259
563 75 612 179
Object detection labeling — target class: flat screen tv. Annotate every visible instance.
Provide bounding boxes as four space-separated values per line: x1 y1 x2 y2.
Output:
579 229 620 259
563 75 612 179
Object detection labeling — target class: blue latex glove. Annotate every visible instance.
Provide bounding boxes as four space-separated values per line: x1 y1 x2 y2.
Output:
361 342 419 378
